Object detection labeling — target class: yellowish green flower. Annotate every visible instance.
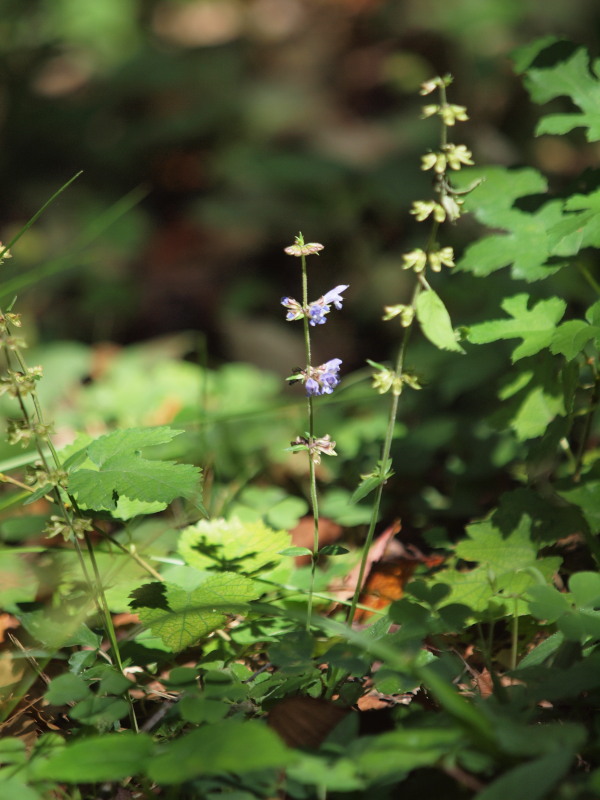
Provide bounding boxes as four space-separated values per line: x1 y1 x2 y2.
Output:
428 247 455 272
402 249 427 272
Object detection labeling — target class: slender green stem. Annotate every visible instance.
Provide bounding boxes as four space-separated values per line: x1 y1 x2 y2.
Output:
346 279 422 624
578 262 600 297
511 597 519 671
299 246 320 630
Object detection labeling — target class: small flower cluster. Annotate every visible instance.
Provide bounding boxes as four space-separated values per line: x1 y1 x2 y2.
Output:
0 365 43 397
290 433 337 465
44 514 94 542
402 247 455 273
0 242 12 266
7 418 53 447
281 284 349 326
404 75 474 275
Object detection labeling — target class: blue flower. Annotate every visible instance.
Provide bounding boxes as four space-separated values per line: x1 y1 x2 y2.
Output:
304 358 342 396
281 296 304 322
307 285 349 326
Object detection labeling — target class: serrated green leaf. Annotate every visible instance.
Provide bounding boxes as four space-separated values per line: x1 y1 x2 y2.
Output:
468 294 566 361
523 47 600 141
455 167 567 282
550 320 597 360
130 574 261 652
68 426 201 511
438 514 561 616
546 188 600 255
178 517 290 576
33 733 153 782
415 289 464 354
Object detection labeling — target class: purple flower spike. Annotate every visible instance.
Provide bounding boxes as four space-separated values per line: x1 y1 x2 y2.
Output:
303 358 342 396
307 285 349 326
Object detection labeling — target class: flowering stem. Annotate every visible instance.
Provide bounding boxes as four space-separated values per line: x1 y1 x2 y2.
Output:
0 312 138 731
346 279 421 624
346 76 469 626
300 250 320 630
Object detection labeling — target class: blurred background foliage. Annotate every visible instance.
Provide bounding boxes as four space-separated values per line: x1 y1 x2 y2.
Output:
1 0 600 537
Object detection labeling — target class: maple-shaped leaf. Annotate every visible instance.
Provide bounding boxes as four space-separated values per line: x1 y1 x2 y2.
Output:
521 45 600 141
455 167 566 282
492 355 575 441
468 294 566 361
545 188 600 256
436 514 561 616
130 572 260 652
178 517 290 576
68 426 201 512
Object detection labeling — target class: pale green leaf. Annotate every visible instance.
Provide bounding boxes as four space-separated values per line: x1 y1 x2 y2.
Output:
468 294 566 361
178 517 290 576
455 167 566 282
33 733 153 782
415 289 464 354
68 426 201 511
130 573 261 652
550 320 597 360
524 47 600 141
148 720 292 783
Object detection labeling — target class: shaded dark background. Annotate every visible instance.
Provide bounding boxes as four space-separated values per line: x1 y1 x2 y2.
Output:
1 0 599 372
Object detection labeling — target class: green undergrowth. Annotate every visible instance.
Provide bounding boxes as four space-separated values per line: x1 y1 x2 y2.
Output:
3 36 600 800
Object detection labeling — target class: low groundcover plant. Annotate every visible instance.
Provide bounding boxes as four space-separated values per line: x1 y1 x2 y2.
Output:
3 37 600 800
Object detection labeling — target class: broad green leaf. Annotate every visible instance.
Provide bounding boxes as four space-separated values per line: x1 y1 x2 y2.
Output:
476 748 577 800
527 585 571 623
354 726 465 779
568 571 600 608
455 167 566 282
178 517 290 576
550 320 597 360
511 36 565 73
287 754 364 792
130 573 261 652
493 356 574 441
559 477 600 532
437 514 560 616
546 188 600 255
0 738 27 766
0 779 41 800
415 289 464 353
68 426 201 511
523 47 600 141
69 696 129 727
148 720 292 782
33 733 153 782
468 294 566 361
234 485 307 530
45 673 90 706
